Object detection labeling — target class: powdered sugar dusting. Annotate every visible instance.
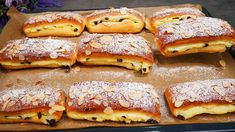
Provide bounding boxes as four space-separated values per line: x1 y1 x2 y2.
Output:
86 7 144 19
0 87 62 112
78 34 153 60
68 81 160 113
168 79 235 107
151 7 204 18
156 17 234 45
25 12 84 24
0 38 76 61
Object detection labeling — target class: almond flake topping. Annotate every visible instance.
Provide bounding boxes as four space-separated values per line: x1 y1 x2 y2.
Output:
103 106 113 114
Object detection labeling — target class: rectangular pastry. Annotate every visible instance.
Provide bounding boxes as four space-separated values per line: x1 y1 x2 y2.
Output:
145 7 205 33
165 79 235 119
155 17 235 57
23 12 85 37
66 81 161 123
77 33 154 73
0 88 65 126
0 38 77 69
85 7 145 33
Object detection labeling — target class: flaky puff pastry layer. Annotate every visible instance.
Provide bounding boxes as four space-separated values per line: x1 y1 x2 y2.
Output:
85 7 145 33
165 79 235 120
77 33 154 73
155 17 235 57
145 7 205 33
23 12 85 37
0 87 65 126
0 38 77 69
66 81 161 123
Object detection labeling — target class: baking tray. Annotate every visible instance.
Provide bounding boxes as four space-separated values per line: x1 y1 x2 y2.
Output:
0 4 235 131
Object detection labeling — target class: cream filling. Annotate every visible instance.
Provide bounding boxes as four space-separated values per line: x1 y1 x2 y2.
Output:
92 16 140 26
0 60 73 68
175 104 235 119
167 41 234 53
78 57 151 73
0 112 55 125
25 24 79 33
153 15 196 28
67 111 157 123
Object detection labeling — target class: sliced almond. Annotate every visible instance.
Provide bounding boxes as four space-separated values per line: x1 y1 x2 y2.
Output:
171 96 176 103
130 43 139 48
74 66 81 72
90 41 103 48
100 36 113 43
129 91 142 100
174 100 183 108
68 101 73 106
213 86 226 96
119 7 128 15
92 99 102 105
219 59 226 68
49 102 55 107
49 52 58 59
85 50 92 55
18 54 25 61
48 109 56 115
225 97 233 103
103 106 113 114
32 101 39 106
223 81 231 88
77 97 84 105
118 99 130 108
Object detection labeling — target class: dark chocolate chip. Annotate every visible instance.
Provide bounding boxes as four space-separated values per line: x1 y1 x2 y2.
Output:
20 61 31 64
119 18 125 22
94 21 98 25
4 116 8 118
177 115 185 120
86 58 90 61
173 17 179 19
36 29 40 31
117 58 123 62
142 68 147 73
46 119 57 127
105 17 109 20
73 28 78 32
179 18 184 21
92 117 97 120
122 116 126 119
204 43 209 47
172 50 177 53
100 20 103 23
37 112 42 119
24 117 31 120
131 63 134 67
18 115 22 119
187 16 191 19
146 119 158 124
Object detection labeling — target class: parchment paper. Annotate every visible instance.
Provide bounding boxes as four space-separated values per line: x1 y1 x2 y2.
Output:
0 4 235 131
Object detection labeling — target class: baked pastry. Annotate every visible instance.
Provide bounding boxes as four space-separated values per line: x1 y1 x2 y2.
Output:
165 79 235 119
155 17 235 57
145 7 205 33
66 81 161 123
0 38 77 69
23 12 85 37
85 7 145 33
0 87 65 126
77 33 153 73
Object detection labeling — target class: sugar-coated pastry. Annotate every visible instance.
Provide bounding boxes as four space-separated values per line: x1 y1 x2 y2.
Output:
85 7 145 33
145 7 205 33
165 79 235 119
0 88 65 126
66 81 161 123
155 17 235 57
77 33 153 73
0 38 77 69
23 12 85 37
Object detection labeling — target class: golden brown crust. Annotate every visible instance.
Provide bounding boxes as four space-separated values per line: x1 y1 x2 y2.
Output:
85 7 145 33
155 17 235 57
165 79 235 119
0 87 65 126
66 81 161 123
0 38 77 69
145 7 205 33
77 33 153 73
23 12 85 37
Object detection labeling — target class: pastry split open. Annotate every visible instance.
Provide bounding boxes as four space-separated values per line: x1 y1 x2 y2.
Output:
0 88 65 126
165 79 235 119
155 17 235 57
0 38 77 69
66 81 161 123
85 7 145 33
23 12 85 37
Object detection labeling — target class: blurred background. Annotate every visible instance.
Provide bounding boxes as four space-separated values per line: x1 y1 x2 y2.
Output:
1 0 235 32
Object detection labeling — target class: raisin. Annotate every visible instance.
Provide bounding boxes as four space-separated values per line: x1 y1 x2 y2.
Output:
36 29 40 32
172 50 177 53
38 112 42 119
142 68 147 73
94 21 98 25
24 117 31 120
92 117 97 120
173 17 179 19
204 43 209 47
187 16 191 19
179 18 184 21
119 18 125 22
117 58 123 62
122 116 126 119
74 28 78 32
105 17 109 20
